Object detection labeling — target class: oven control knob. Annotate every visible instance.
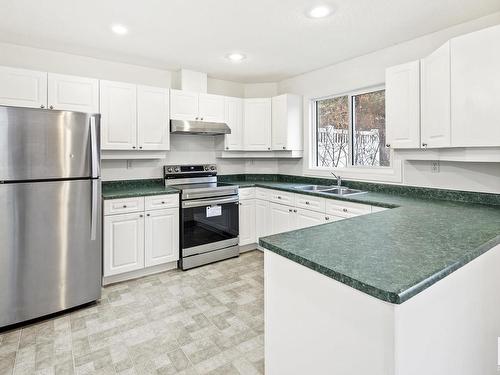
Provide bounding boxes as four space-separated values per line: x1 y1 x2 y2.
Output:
204 166 210 171
166 167 173 173
174 167 180 172
210 166 216 171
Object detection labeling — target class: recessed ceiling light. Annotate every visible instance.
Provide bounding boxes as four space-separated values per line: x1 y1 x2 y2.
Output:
111 24 128 35
226 53 246 62
307 5 333 18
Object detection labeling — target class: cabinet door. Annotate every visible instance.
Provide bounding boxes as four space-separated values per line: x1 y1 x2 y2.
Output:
255 199 271 242
385 61 420 148
100 80 137 150
47 73 99 113
272 94 302 151
145 208 179 267
269 202 295 235
451 25 500 147
137 85 170 150
199 93 225 122
224 97 244 150
421 42 451 148
0 66 47 108
295 209 326 230
170 89 199 121
104 213 144 276
243 98 272 150
239 200 256 246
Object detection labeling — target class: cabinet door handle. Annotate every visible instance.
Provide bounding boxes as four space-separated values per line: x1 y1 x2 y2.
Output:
161 201 165 204
305 201 310 205
146 214 150 217
40 105 45 109
123 205 127 208
277 196 282 199
268 147 271 150
422 143 428 149
385 144 391 148
200 117 204 120
342 208 348 213
226 147 229 150
195 117 199 120
288 209 293 212
132 146 136 149
139 146 143 149
293 209 297 213
49 105 54 109
325 217 330 220
282 146 286 150
139 214 143 218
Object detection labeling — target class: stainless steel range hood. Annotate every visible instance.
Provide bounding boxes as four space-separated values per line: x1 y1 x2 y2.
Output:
170 119 231 135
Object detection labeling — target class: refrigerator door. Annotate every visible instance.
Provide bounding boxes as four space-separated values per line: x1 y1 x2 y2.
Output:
0 179 102 327
0 106 100 181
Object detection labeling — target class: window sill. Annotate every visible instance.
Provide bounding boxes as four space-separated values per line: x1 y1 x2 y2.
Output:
303 160 403 183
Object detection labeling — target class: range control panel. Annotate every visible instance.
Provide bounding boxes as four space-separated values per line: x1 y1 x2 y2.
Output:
164 164 217 175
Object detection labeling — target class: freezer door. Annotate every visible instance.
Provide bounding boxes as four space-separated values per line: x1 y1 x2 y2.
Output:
0 106 100 181
0 179 102 327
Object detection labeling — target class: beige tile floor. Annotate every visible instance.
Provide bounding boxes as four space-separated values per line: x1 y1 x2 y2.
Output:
0 251 264 375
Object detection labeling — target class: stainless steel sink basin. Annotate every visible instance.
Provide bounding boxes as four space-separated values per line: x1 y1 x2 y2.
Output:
295 185 366 196
295 185 335 192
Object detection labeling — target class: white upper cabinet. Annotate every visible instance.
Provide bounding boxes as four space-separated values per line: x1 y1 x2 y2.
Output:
137 85 170 150
224 97 244 150
272 94 302 151
170 89 199 121
244 98 272 151
198 93 225 122
451 25 500 147
385 60 421 149
100 80 137 150
0 66 47 109
421 42 451 148
144 208 179 267
47 73 99 113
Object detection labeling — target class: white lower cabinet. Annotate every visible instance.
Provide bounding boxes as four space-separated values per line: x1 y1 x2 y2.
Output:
145 208 179 267
104 212 145 276
295 208 327 230
103 195 179 279
269 202 295 234
255 199 271 242
239 199 256 246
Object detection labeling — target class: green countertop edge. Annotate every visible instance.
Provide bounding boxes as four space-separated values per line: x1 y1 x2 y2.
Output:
102 179 179 199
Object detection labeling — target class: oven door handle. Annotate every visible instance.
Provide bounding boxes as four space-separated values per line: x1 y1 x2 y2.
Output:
182 196 239 208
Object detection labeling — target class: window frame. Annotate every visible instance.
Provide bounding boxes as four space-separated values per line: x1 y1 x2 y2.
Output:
306 85 403 183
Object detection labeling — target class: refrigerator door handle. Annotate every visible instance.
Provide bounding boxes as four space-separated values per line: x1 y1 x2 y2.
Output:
90 116 100 178
90 179 99 241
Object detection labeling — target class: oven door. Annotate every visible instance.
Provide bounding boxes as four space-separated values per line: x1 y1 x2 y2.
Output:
181 195 239 256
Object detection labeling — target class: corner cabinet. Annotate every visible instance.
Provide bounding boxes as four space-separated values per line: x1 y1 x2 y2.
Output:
243 98 272 150
385 61 420 149
103 194 179 282
100 81 170 151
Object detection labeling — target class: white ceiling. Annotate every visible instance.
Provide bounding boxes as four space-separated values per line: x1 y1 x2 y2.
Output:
1 0 499 83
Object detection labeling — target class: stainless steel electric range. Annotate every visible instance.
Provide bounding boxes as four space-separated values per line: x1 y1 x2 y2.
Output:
164 164 240 270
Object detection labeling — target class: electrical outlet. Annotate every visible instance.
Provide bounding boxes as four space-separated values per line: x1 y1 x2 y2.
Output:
126 160 133 169
431 161 440 173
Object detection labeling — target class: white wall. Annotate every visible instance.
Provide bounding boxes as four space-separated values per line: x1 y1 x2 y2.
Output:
276 12 500 193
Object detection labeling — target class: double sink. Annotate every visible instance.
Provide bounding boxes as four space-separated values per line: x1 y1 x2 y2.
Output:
294 185 366 196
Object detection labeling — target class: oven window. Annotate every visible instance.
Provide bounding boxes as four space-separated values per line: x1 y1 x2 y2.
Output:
182 201 239 250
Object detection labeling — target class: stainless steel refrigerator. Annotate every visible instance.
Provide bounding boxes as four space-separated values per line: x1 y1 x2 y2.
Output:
0 106 102 328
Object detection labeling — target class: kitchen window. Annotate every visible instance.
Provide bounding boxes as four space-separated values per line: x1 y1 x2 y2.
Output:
314 88 389 168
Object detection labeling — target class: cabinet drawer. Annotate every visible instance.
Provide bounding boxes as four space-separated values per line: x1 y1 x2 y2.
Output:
294 193 326 213
239 187 255 200
104 197 145 215
325 199 371 218
145 194 179 210
255 188 272 200
269 190 295 205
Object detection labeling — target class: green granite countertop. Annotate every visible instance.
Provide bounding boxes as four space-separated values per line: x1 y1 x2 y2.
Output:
219 174 500 304
102 179 178 199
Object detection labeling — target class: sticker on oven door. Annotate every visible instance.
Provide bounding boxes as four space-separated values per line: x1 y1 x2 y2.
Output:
206 205 222 217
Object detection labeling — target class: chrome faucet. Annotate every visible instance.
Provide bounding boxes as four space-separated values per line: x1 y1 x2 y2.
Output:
331 172 342 187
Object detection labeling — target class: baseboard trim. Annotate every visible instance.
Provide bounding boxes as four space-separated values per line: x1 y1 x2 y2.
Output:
102 261 178 286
